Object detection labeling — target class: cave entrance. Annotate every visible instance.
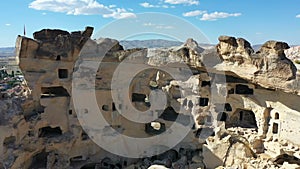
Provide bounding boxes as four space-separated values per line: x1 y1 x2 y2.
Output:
28 150 49 169
41 86 70 98
131 92 150 110
217 112 227 122
145 121 166 135
199 97 209 107
235 84 254 95
225 103 232 111
131 93 146 102
226 109 258 129
159 107 178 121
201 81 211 87
58 69 68 79
38 126 63 138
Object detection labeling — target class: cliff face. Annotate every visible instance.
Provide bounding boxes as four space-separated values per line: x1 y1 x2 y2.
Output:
1 28 300 169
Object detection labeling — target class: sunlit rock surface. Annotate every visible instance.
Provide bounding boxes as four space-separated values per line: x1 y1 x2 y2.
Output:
0 27 299 169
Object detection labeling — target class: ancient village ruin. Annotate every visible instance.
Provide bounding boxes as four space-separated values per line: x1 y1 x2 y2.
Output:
0 27 300 169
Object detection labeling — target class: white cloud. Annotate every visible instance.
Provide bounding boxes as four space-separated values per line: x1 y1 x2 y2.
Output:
42 12 47 15
29 0 136 19
296 14 300 18
103 8 136 19
5 24 11 26
164 0 199 5
140 2 171 8
200 12 241 21
109 4 116 8
140 2 156 8
183 10 206 17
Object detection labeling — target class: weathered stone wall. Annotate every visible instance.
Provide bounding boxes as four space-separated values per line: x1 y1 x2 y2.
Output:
1 28 300 169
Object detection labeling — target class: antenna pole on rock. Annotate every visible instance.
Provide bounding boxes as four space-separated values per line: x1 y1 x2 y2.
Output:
23 24 26 36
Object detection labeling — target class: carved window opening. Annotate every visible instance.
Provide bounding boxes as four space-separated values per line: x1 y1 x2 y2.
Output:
195 127 215 139
183 98 188 106
41 86 70 98
145 121 166 135
160 107 178 121
199 98 209 107
131 93 146 102
112 102 116 111
56 55 61 61
236 84 254 95
102 105 109 111
188 100 193 109
275 112 279 120
81 131 89 141
201 81 211 87
225 103 232 111
239 111 243 121
58 69 68 79
273 123 279 134
38 126 62 138
217 112 227 122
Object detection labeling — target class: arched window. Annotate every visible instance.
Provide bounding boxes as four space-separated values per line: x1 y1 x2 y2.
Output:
56 55 61 61
275 112 279 120
273 123 279 134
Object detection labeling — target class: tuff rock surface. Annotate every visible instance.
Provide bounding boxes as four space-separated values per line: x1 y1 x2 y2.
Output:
0 28 299 169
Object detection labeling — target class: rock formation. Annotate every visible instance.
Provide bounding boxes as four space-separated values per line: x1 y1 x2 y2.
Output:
216 36 299 93
0 28 299 169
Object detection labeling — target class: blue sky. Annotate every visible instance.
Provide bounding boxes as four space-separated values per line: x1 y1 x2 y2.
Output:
0 0 300 47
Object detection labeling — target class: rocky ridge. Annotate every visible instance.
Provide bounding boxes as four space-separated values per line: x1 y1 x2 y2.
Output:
0 27 299 169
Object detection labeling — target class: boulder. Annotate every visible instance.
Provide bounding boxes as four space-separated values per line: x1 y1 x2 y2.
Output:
253 40 296 80
217 36 254 62
258 40 289 59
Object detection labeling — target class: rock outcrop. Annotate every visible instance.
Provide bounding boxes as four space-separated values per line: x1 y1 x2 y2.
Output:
215 36 298 93
0 27 300 169
253 40 296 80
217 36 254 62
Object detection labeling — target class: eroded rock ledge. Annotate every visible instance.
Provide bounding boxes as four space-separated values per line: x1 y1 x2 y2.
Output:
1 27 300 169
216 36 298 92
